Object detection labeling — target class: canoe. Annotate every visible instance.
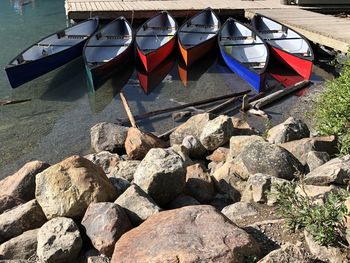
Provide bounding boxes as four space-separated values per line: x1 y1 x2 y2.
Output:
135 11 177 72
5 17 99 88
178 8 220 66
251 14 314 80
218 18 269 92
84 17 133 88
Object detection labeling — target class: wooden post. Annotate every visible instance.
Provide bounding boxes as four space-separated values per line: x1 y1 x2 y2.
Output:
119 91 137 128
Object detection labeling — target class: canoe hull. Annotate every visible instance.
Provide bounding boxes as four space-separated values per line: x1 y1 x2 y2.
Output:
220 49 265 92
179 37 216 66
137 37 176 72
5 42 85 88
270 46 313 80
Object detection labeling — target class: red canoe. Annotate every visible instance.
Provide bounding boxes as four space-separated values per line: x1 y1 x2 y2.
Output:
252 14 314 80
178 8 220 66
136 11 178 72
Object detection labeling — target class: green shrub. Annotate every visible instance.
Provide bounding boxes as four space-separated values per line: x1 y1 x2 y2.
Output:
314 52 350 155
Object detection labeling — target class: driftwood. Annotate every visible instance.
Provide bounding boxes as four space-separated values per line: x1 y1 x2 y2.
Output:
117 90 250 124
119 91 137 128
0 99 31 106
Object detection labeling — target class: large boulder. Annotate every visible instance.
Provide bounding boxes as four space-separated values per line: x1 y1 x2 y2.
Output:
115 185 161 226
124 127 167 160
133 148 186 206
184 163 215 202
35 155 117 219
228 135 265 159
90 122 129 153
81 202 132 256
0 161 49 201
111 205 260 262
0 200 46 243
85 151 120 175
0 195 24 215
221 202 258 222
304 155 350 186
37 217 82 263
169 113 215 145
199 115 234 150
234 140 304 180
0 229 38 260
267 117 310 144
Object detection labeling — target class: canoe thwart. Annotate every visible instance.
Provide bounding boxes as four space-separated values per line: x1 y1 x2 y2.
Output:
37 43 73 47
86 44 129 47
222 42 265 46
137 34 175 37
95 33 132 40
143 25 176 30
221 35 255 40
180 31 217 34
186 22 219 29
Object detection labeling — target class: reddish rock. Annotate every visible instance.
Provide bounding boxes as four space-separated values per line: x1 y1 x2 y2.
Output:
0 161 49 201
82 202 132 257
124 127 167 160
207 147 229 162
111 205 260 263
0 195 24 214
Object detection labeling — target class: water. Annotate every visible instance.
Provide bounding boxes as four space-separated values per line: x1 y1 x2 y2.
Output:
0 0 330 179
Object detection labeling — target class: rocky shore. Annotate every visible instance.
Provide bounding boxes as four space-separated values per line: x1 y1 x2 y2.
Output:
0 113 349 263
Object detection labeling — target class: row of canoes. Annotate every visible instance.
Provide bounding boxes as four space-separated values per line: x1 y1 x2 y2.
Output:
5 8 314 92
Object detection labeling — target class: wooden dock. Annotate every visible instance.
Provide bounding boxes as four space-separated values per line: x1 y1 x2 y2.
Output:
246 8 350 53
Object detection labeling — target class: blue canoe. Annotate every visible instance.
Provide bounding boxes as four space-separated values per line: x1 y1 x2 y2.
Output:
5 17 99 88
218 18 269 92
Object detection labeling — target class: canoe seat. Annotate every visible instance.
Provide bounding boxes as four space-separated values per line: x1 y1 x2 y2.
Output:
104 35 132 40
86 44 129 47
221 36 254 40
187 22 219 29
37 43 72 47
66 35 89 39
222 42 264 46
180 31 217 34
242 62 265 67
259 26 288 34
143 25 176 31
137 34 174 37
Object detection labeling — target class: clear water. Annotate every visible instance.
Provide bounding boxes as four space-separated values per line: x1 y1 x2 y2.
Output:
0 0 329 179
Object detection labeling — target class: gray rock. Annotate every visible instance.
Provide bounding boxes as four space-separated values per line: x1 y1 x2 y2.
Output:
257 242 312 263
0 195 24 215
0 200 46 243
108 177 131 196
0 229 38 260
199 115 234 151
306 151 330 171
167 194 200 209
182 135 206 158
90 122 128 153
170 144 194 168
295 184 339 205
87 256 110 263
0 161 50 202
115 185 161 226
235 140 304 180
304 155 350 186
230 117 257 135
133 148 186 206
108 160 140 182
221 202 258 222
0 260 29 263
228 135 265 160
81 203 132 256
169 113 215 145
84 151 120 175
37 217 82 263
267 117 310 144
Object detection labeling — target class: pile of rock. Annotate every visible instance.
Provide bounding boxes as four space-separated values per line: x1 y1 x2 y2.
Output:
0 114 348 263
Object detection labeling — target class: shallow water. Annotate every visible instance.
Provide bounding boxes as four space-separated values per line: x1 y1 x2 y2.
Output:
0 0 330 178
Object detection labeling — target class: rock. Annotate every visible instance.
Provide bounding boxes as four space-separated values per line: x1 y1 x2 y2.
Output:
304 155 350 186
230 117 257 135
221 202 258 222
304 230 346 263
257 242 312 263
81 202 132 256
209 193 233 210
35 155 117 219
228 135 265 159
208 161 225 175
199 115 234 150
167 194 200 209
241 174 289 205
0 161 49 201
0 229 38 260
267 117 310 144
0 195 24 215
182 135 206 158
172 111 192 122
295 184 338 204
0 260 29 263
108 160 140 182
108 177 131 196
111 205 260 262
124 127 167 160
115 185 161 226
0 200 46 243
87 256 110 263
169 113 215 145
90 122 129 153
207 147 229 162
280 136 337 165
306 151 330 171
170 144 194 168
234 140 304 180
133 148 186 206
344 198 350 244
84 151 120 175
184 164 215 202
37 217 82 263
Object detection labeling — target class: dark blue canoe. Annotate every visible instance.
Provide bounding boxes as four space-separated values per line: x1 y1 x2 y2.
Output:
218 18 269 92
5 17 99 88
